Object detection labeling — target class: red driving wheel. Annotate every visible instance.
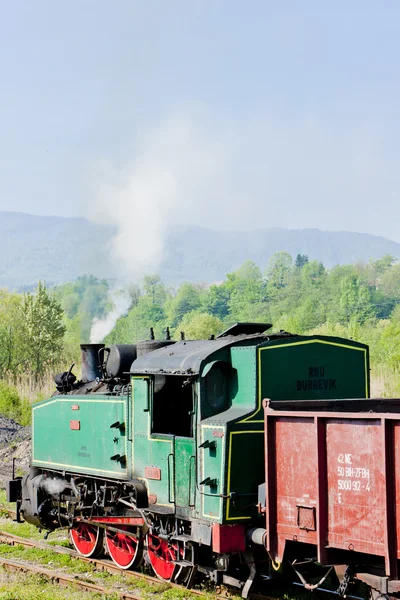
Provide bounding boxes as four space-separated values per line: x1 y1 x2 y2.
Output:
70 522 103 557
146 532 187 581
105 526 143 569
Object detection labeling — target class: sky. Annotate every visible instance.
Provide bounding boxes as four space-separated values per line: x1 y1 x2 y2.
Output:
0 1 399 241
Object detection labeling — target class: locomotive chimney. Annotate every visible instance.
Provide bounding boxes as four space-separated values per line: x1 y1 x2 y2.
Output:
80 344 104 382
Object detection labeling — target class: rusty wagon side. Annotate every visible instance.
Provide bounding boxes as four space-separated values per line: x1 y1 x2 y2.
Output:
262 398 400 596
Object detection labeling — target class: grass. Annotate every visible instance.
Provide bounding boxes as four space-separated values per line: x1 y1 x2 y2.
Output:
0 491 15 519
0 544 98 573
370 363 400 397
0 543 200 599
0 538 371 600
2 372 55 407
0 519 49 541
0 568 119 600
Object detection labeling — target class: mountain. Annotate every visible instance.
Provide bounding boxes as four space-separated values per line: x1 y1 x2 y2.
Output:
0 212 114 289
163 226 400 283
1 211 400 289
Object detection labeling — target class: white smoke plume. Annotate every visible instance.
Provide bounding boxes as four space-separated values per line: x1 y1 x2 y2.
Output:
84 115 226 341
39 476 69 496
90 289 132 343
87 115 226 281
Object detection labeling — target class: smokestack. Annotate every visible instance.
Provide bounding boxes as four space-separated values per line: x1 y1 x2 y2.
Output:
80 344 104 382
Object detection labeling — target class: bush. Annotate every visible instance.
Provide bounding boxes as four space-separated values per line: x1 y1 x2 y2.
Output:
18 397 32 426
0 382 22 422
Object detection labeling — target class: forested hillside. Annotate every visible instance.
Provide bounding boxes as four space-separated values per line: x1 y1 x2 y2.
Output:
2 211 400 288
104 253 400 399
0 252 399 426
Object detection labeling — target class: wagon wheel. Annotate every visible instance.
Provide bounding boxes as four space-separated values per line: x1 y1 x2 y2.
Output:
146 532 190 582
70 522 104 557
105 526 143 569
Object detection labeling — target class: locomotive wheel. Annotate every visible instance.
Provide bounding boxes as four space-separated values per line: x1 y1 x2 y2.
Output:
105 526 143 569
70 522 103 557
146 533 189 582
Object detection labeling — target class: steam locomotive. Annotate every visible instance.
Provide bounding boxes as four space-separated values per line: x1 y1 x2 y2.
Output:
9 322 400 598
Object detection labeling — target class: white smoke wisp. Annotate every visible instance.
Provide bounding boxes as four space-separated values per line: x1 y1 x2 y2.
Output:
39 476 69 496
87 115 227 281
90 290 132 343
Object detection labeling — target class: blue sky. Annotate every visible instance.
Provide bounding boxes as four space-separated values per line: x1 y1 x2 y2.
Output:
0 1 399 241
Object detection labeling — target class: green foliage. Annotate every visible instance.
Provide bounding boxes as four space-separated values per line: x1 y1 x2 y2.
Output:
22 282 66 380
295 253 309 269
54 275 110 343
0 290 24 377
226 261 268 322
0 382 21 421
176 312 223 340
266 251 293 291
201 282 230 320
165 282 202 327
105 276 170 344
100 252 400 400
0 252 400 410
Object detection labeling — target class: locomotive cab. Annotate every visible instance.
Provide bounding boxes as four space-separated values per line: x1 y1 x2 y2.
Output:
129 327 370 526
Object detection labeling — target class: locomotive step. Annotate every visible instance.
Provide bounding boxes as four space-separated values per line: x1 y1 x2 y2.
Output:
173 559 195 567
171 534 192 541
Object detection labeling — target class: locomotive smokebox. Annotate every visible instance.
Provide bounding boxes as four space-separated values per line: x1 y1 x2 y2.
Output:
80 343 104 382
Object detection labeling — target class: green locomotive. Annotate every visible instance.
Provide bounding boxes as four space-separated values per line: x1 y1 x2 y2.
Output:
8 323 369 592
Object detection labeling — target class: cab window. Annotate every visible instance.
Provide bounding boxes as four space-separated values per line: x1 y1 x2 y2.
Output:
151 375 194 437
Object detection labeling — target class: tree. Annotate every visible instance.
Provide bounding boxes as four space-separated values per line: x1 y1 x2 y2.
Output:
370 255 397 277
143 276 168 306
295 254 309 269
375 305 400 369
266 252 293 290
338 275 374 325
165 283 202 327
0 290 24 377
21 282 66 380
226 261 267 322
380 263 400 300
202 283 231 320
301 260 325 281
176 312 223 340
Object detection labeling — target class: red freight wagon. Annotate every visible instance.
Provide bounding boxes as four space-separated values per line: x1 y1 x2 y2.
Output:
261 398 400 597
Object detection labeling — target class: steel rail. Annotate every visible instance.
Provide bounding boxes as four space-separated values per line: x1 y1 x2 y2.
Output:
0 556 142 599
0 530 229 597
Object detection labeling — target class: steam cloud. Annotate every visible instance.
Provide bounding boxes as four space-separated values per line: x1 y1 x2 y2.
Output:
90 290 131 343
39 476 69 496
85 115 226 341
88 115 226 281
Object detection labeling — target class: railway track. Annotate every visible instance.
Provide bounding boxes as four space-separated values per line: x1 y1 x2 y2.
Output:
0 526 372 600
0 555 142 599
0 528 242 598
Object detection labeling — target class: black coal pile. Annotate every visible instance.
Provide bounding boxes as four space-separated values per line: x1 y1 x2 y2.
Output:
0 416 31 448
0 417 31 489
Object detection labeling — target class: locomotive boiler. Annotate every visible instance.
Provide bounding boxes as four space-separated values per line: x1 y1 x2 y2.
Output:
11 322 392 598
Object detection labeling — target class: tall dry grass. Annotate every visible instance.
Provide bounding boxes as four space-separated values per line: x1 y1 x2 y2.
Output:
370 363 400 398
0 371 58 425
3 372 56 405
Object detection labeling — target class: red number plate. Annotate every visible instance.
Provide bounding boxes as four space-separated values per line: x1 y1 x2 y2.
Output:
145 467 161 480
